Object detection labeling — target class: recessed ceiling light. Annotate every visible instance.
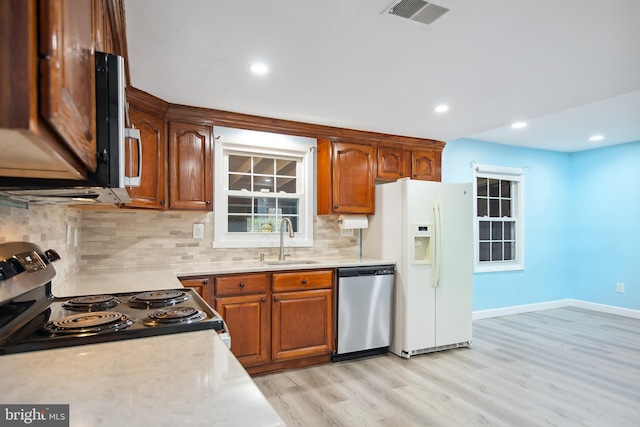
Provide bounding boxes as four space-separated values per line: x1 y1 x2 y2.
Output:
250 63 269 75
511 122 527 129
588 135 604 142
434 105 449 113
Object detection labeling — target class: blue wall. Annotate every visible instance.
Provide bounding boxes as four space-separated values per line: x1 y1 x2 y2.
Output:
442 138 640 312
569 141 640 310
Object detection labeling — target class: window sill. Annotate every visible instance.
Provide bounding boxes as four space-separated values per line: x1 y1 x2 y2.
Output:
474 262 524 273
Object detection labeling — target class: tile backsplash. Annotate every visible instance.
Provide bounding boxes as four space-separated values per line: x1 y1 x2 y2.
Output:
80 209 359 269
0 204 82 281
1 205 360 273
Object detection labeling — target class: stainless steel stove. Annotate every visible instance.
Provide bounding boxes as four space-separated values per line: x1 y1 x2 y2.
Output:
0 242 230 355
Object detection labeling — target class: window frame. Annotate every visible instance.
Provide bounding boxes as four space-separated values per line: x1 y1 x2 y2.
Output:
213 128 315 249
473 164 525 273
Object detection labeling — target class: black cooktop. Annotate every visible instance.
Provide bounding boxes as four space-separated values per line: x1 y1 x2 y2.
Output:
0 286 224 355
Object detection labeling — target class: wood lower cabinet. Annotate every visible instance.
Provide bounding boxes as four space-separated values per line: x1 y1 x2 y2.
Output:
317 139 376 214
216 294 269 366
213 273 270 367
168 121 214 210
209 269 334 374
271 289 333 361
271 270 333 362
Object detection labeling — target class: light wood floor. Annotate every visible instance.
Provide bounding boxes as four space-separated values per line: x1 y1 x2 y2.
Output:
254 307 640 426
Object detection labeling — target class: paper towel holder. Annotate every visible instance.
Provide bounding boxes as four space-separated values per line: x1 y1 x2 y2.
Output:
337 215 369 229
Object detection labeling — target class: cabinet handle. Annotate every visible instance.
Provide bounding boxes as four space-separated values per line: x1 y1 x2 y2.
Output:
334 205 339 209
274 296 279 302
400 172 404 176
261 297 266 303
202 279 209 284
206 201 211 206
301 279 307 285
239 282 245 288
413 174 417 177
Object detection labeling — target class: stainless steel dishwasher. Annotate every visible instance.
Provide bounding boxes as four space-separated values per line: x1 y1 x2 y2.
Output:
332 265 395 362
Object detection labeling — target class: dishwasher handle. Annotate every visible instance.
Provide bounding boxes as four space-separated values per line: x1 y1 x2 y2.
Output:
337 265 395 278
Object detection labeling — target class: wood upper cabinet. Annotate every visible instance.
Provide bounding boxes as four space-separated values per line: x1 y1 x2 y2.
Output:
411 149 441 181
214 273 270 367
0 0 129 181
317 139 376 214
0 0 105 179
167 121 213 210
38 0 97 171
124 88 168 209
376 146 442 182
271 270 333 361
377 145 406 180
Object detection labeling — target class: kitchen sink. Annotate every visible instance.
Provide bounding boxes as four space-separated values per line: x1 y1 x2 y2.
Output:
262 259 320 265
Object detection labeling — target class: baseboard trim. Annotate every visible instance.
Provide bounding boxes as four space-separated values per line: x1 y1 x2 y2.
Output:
569 299 640 319
473 299 640 320
473 299 571 320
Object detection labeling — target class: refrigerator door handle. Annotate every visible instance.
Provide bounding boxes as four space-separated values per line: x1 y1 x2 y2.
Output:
434 200 442 287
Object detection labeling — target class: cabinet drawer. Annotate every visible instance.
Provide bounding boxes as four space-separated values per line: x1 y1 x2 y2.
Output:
179 276 211 299
273 270 333 292
215 273 269 296
180 276 211 288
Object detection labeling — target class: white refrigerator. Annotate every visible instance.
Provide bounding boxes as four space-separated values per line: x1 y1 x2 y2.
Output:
362 179 473 358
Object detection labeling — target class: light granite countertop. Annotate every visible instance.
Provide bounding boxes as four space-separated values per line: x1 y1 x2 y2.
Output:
2 256 393 427
52 255 395 297
0 331 283 427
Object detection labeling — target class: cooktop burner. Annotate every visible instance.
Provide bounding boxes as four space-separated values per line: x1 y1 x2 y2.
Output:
143 307 207 327
127 290 190 309
62 295 120 311
42 311 134 335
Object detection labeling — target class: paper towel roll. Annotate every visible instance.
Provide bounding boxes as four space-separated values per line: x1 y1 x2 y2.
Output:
337 215 368 229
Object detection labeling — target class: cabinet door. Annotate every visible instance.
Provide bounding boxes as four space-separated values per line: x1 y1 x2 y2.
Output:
271 289 333 361
411 149 441 181
216 294 269 367
125 106 166 209
168 121 213 210
332 142 376 213
377 146 406 180
39 0 97 171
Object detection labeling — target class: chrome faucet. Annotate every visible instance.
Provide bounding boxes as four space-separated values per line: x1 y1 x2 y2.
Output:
279 218 294 260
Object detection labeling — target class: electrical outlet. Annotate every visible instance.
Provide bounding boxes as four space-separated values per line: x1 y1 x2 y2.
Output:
616 282 625 293
340 228 354 237
66 224 72 246
193 223 205 239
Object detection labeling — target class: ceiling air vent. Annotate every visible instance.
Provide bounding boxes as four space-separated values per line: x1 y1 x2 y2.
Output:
384 0 450 25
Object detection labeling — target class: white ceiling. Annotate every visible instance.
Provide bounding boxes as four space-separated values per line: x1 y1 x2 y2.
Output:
124 0 640 153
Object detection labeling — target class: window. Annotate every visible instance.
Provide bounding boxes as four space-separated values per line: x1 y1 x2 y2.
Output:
473 164 524 272
213 127 315 248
